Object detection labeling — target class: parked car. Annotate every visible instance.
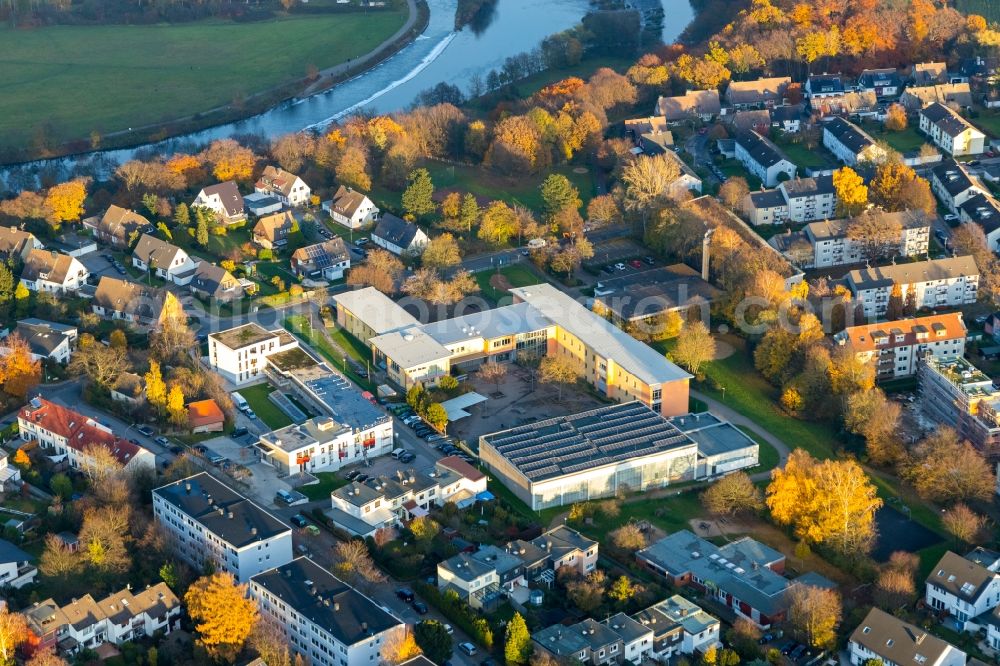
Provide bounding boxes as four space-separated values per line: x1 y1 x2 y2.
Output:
128 438 141 446
136 425 155 437
356 237 370 246
355 474 369 483
614 262 627 271
789 645 807 661
155 436 170 446
244 408 257 420
169 445 183 455
426 434 447 443
781 642 799 656
601 265 615 274
759 633 775 645
443 624 454 635
396 588 415 602
290 514 309 528
231 427 248 438
412 601 429 615
458 643 477 657
644 256 656 265
629 259 643 269
399 453 416 463
346 470 361 481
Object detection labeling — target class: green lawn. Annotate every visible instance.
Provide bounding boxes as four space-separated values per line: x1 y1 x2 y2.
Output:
300 472 351 500
714 158 762 190
736 426 781 473
958 0 1000 22
327 325 371 365
236 384 293 430
969 109 1000 138
284 315 374 389
771 135 834 169
0 11 407 148
474 264 542 304
859 121 927 154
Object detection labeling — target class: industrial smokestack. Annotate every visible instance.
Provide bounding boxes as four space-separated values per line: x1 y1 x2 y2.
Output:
702 229 715 281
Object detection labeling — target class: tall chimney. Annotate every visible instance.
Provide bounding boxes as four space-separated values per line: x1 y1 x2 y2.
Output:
702 229 714 281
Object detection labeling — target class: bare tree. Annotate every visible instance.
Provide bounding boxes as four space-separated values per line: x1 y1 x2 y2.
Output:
846 210 903 264
539 356 579 400
942 503 988 544
332 540 385 590
478 361 507 393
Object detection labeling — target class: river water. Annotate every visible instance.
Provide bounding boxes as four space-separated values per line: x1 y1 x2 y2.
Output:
4 0 693 175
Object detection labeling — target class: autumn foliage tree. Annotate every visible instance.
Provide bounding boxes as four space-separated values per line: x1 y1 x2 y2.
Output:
942 503 988 545
903 427 995 504
201 139 256 182
832 167 868 218
0 333 41 399
185 572 259 663
671 321 716 378
348 249 404 294
44 179 88 227
787 585 841 649
702 471 764 516
874 551 919 610
0 607 28 666
884 104 908 131
766 449 882 555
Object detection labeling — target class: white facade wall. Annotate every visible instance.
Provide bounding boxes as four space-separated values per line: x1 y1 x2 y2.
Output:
854 275 979 317
152 494 293 583
17 416 156 474
132 250 196 285
926 577 1000 629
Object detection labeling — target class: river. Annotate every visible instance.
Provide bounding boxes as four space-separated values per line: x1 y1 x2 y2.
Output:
4 0 694 177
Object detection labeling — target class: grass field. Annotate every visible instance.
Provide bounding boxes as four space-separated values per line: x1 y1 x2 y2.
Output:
958 0 1000 23
859 121 927 154
0 11 406 147
300 472 351 500
236 384 293 430
771 135 834 169
474 264 541 304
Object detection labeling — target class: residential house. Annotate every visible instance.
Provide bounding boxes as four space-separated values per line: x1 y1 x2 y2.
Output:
111 372 145 406
925 550 1000 631
811 91 880 118
662 150 703 198
845 255 980 317
731 109 772 134
254 165 311 207
931 159 987 214
848 608 966 666
192 182 246 224
207 322 300 385
804 74 845 99
371 214 429 256
901 83 974 111
637 529 833 627
775 210 931 269
5 319 78 364
188 262 242 301
833 312 967 380
857 68 904 97
919 103 986 156
24 583 180 657
632 595 721 660
533 618 625 666
291 238 350 281
725 77 791 109
959 193 1000 252
770 105 802 133
0 226 42 260
913 62 948 86
252 211 296 250
153 472 293 582
19 249 89 294
92 276 176 328
733 130 796 187
919 356 1000 454
83 205 152 247
624 117 675 154
0 539 36 589
604 614 655 665
437 546 510 609
823 117 886 166
654 90 721 122
18 397 156 473
188 399 225 434
250 557 406 666
0 453 19 490
325 186 380 229
744 189 790 226
131 234 197 284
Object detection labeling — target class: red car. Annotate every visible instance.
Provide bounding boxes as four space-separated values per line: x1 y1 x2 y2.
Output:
629 259 643 269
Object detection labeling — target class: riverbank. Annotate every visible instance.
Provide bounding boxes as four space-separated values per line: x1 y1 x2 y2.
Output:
0 1 426 165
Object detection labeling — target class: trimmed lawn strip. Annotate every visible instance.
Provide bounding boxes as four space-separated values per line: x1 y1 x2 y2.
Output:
284 315 373 390
236 383 293 430
327 325 372 365
300 472 351 501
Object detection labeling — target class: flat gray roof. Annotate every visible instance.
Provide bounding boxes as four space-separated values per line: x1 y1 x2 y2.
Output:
668 412 758 458
288 364 390 432
510 284 691 386
333 287 419 335
422 302 548 346
370 327 450 369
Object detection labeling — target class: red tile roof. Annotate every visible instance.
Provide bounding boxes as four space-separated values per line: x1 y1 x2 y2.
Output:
187 399 225 428
437 455 485 482
19 398 145 465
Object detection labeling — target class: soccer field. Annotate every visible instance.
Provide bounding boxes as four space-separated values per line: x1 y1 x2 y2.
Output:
0 11 406 149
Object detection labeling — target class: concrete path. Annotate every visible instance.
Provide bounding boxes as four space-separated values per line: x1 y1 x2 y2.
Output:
691 388 791 479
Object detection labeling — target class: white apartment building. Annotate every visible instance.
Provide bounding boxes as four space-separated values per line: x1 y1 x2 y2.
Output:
849 608 966 666
19 249 89 294
926 550 1000 631
24 584 180 657
0 539 36 589
255 165 311 207
834 313 967 380
207 322 300 386
327 456 488 537
845 255 979 317
131 234 197 285
743 176 838 226
931 160 986 215
959 193 1000 253
633 595 721 660
799 210 931 269
733 129 797 187
153 473 293 582
17 397 156 473
919 103 986 156
251 557 406 666
822 117 886 166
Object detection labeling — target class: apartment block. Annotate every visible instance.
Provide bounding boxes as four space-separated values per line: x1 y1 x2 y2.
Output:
919 103 986 156
834 313 967 380
733 130 796 187
207 322 300 386
744 176 837 226
250 557 406 666
919 356 1000 455
845 256 979 317
823 117 886 166
931 160 986 215
153 473 293 582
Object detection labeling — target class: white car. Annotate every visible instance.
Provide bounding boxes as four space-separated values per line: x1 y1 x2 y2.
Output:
444 624 454 635
614 262 627 271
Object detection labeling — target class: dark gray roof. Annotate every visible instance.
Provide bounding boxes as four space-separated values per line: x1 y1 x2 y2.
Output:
154 473 290 547
0 538 32 564
735 129 791 169
200 182 245 217
373 214 421 248
933 160 979 197
781 174 835 199
482 401 696 483
592 264 720 321
14 319 74 357
770 105 802 123
189 262 237 298
858 68 903 89
807 74 845 94
960 193 1000 234
251 557 402 645
748 189 788 209
922 103 977 138
824 117 876 155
